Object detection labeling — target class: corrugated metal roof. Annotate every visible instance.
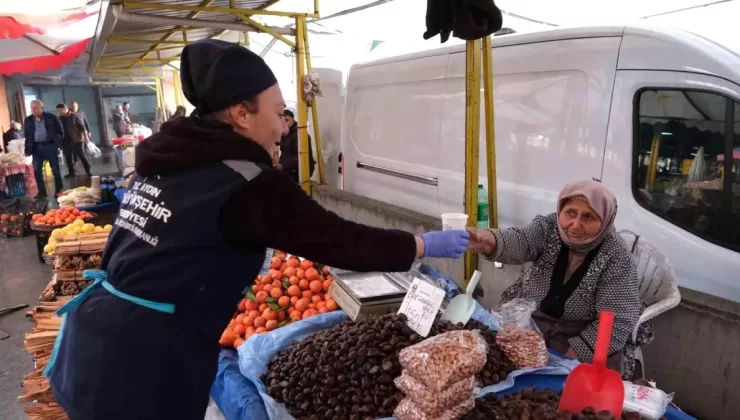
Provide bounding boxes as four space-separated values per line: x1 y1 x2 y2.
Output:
98 0 284 70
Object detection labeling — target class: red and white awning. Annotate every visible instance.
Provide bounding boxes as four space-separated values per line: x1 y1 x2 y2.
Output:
0 1 100 75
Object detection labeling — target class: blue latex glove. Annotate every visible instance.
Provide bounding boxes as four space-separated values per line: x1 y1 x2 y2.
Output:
421 230 470 259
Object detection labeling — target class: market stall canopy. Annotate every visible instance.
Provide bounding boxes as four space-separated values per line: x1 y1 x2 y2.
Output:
0 1 100 75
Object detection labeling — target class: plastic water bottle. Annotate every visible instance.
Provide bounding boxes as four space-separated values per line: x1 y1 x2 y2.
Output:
477 184 489 229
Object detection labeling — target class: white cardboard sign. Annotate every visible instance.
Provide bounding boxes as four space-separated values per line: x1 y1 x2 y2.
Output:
398 278 445 337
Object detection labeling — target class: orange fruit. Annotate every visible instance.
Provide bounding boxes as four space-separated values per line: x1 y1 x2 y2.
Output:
280 263 287 272
265 319 278 331
318 307 329 314
302 309 318 319
233 324 246 337
322 280 332 292
296 269 306 279
298 279 310 290
248 310 260 318
260 275 272 284
305 268 320 281
270 288 283 299
252 284 262 293
272 280 282 288
262 284 273 294
295 298 309 312
322 266 331 276
309 280 323 293
277 252 287 260
262 308 277 321
278 296 290 307
326 299 338 311
255 291 268 303
238 299 247 312
233 338 245 348
302 290 314 299
269 269 281 279
219 331 237 347
290 310 302 321
309 303 317 310
271 257 282 269
286 259 300 268
246 326 255 335
256 327 266 334
254 317 267 328
258 303 268 312
311 295 323 304
245 300 259 311
290 296 299 305
244 315 256 327
277 311 287 322
300 260 314 270
235 314 246 325
287 285 301 297
283 267 296 278
289 276 300 286
316 301 326 310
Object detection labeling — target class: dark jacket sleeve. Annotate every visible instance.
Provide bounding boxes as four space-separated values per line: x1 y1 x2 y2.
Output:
281 136 299 172
74 114 87 133
24 117 33 155
49 114 64 145
218 169 417 272
81 112 91 132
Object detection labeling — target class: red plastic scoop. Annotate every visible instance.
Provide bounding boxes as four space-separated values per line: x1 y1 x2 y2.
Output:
559 311 624 417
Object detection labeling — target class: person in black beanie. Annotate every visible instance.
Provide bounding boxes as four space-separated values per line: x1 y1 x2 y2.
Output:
46 39 470 420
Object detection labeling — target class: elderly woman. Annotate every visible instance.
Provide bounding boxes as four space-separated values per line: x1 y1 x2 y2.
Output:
469 181 643 376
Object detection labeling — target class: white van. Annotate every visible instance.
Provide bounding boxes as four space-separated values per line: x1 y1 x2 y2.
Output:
337 24 740 302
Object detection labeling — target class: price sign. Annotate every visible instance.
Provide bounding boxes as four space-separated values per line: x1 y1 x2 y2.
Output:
398 278 445 337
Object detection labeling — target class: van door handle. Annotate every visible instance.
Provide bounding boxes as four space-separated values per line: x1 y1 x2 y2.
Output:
356 161 438 186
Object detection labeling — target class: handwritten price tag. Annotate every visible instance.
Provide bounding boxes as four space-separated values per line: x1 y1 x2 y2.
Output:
398 278 445 337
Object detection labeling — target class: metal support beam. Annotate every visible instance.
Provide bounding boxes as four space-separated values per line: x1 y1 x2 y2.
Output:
302 20 325 185
114 28 194 38
109 38 189 45
102 46 184 58
114 10 296 35
122 0 319 18
481 36 498 229
295 16 311 195
464 39 482 284
87 1 116 75
233 12 295 47
100 57 180 63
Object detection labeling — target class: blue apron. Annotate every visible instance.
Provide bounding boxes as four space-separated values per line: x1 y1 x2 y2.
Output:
43 269 176 378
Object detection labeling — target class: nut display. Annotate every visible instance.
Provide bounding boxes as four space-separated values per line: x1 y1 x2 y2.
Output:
394 372 474 415
496 327 548 369
395 397 475 420
430 319 516 387
398 330 487 392
461 388 660 420
263 313 421 419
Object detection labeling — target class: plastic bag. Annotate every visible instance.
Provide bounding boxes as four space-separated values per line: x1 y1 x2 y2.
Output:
394 396 474 420
398 330 487 391
395 372 475 415
623 381 673 419
85 141 102 159
492 299 548 369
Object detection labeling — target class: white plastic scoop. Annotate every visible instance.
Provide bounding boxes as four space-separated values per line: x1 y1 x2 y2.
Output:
441 270 482 325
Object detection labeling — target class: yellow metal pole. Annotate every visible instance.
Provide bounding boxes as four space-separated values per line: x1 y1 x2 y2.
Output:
295 16 311 195
464 39 482 284
172 70 182 107
302 20 325 185
155 78 165 118
233 12 295 47
647 135 660 191
481 36 498 229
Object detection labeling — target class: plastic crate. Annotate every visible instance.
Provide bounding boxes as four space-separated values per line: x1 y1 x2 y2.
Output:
0 173 26 199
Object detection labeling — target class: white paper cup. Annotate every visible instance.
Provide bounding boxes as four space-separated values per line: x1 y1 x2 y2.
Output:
441 213 469 231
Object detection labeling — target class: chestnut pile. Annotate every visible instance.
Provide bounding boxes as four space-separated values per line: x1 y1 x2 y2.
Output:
462 388 659 420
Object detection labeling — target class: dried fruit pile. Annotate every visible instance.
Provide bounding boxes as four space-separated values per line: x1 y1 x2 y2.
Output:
461 388 652 420
263 313 420 419
219 252 341 349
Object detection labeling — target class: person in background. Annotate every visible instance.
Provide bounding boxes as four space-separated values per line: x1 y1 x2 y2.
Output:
24 99 64 199
277 109 314 183
122 101 131 124
3 121 23 151
56 104 92 177
168 105 187 121
112 104 124 137
467 180 644 378
70 101 92 141
46 39 471 420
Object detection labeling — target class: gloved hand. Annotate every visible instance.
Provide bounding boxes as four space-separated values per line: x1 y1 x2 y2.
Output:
421 230 470 259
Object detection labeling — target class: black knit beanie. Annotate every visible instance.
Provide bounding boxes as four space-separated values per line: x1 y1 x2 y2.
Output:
181 39 277 115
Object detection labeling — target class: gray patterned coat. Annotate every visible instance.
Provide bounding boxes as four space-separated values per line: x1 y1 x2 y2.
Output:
488 213 640 363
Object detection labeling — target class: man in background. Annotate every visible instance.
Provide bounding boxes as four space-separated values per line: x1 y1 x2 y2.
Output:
24 100 64 199
112 104 124 137
122 101 131 125
70 101 92 141
277 109 314 183
57 103 92 177
3 121 23 152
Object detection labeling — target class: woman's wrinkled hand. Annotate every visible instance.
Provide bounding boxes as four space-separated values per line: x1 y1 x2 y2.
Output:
466 227 496 256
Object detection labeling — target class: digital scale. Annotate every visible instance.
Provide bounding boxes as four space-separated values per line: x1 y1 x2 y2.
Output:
328 268 448 320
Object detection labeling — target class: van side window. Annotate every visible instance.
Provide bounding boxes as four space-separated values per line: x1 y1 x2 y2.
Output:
634 89 740 252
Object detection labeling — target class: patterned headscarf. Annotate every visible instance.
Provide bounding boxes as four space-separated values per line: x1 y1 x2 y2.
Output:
556 180 618 253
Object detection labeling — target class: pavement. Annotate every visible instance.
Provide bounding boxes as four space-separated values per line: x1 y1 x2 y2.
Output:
0 148 119 420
